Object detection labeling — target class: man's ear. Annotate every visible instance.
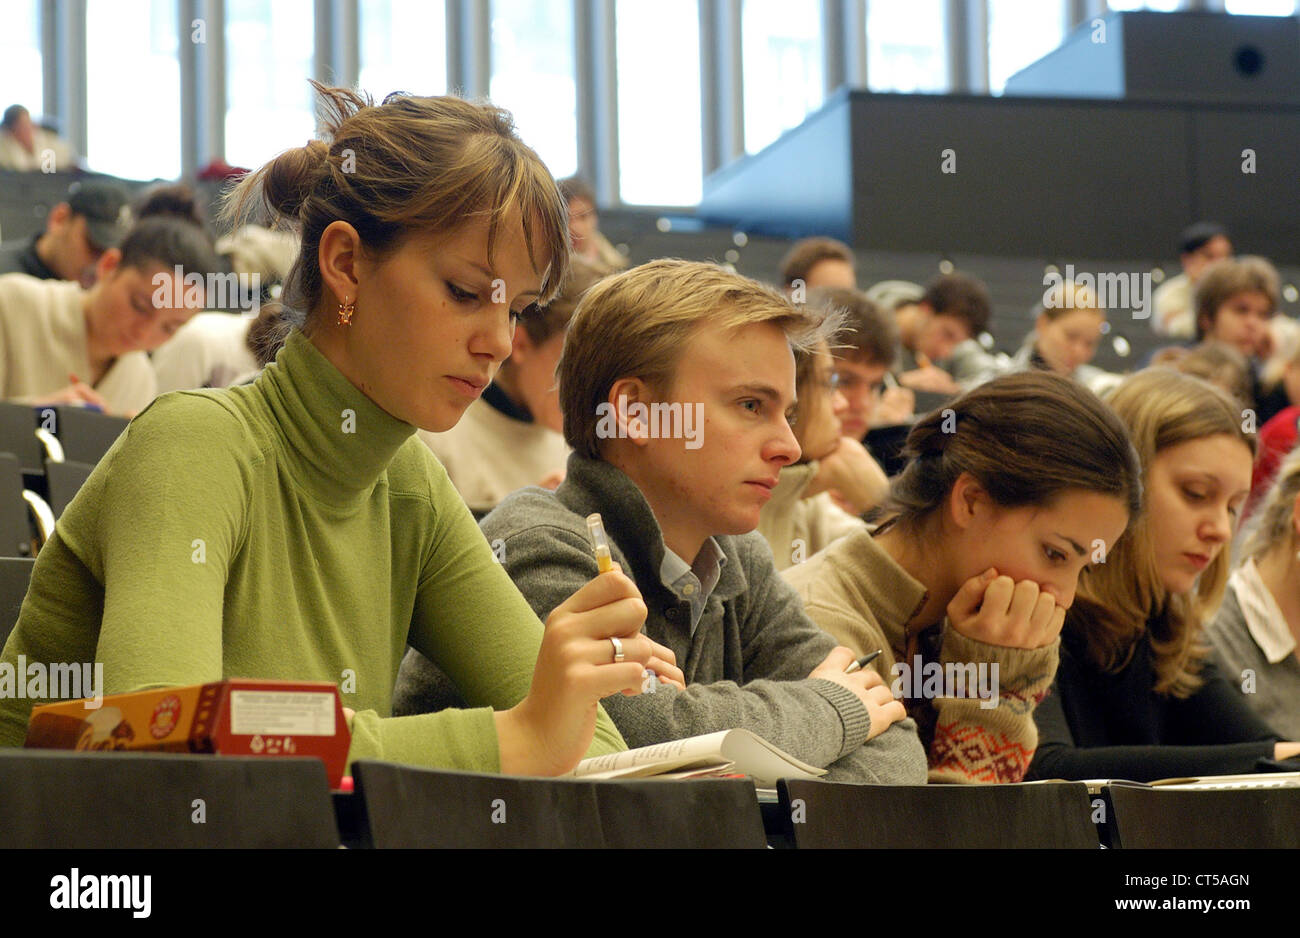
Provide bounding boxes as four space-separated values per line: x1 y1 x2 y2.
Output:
47 202 71 231
93 247 122 283
317 221 363 309
607 377 651 447
947 471 986 532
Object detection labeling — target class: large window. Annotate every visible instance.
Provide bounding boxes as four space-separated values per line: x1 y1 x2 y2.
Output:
85 0 180 180
988 0 1068 94
742 0 823 154
1224 0 1296 13
225 0 315 171
866 0 948 93
616 0 702 205
1 1 43 120
1104 0 1185 10
490 0 576 178
359 0 447 100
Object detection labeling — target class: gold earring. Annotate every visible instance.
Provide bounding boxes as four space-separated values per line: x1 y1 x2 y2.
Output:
337 296 356 326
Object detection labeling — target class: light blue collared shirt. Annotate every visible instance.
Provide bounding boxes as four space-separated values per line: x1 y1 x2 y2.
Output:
659 538 727 635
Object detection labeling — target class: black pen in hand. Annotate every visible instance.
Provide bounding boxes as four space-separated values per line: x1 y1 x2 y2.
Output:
844 649 884 674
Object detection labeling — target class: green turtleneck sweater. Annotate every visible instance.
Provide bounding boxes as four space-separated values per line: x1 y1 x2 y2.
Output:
0 330 626 768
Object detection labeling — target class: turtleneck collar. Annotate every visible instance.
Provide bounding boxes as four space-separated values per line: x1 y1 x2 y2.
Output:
255 329 416 506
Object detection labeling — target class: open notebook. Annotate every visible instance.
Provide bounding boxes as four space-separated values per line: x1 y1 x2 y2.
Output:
565 729 826 789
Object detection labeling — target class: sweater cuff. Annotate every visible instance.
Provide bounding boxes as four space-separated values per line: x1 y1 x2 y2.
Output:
345 707 501 773
940 625 1061 711
807 677 872 758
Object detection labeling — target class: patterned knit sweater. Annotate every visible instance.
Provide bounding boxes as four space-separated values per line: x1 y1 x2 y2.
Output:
785 527 1060 783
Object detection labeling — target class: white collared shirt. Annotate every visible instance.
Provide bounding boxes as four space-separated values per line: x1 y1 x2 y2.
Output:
1229 557 1297 665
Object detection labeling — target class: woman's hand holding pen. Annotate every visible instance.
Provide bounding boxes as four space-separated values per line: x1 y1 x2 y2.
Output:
495 564 666 775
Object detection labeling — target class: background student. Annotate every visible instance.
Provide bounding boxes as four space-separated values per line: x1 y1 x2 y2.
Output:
778 236 857 293
1205 447 1300 738
822 286 915 437
420 255 605 512
756 312 885 571
1192 255 1287 424
0 103 76 172
557 177 626 274
1028 369 1300 782
786 371 1141 783
0 214 221 415
1004 280 1121 396
399 258 926 784
1152 221 1233 338
0 84 671 775
0 179 131 286
892 271 993 394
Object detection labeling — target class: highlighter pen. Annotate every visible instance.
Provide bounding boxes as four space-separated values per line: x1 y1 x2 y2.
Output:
586 512 659 693
844 649 884 675
586 512 614 574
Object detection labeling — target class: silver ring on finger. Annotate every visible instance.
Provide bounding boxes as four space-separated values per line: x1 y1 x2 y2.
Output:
610 636 625 663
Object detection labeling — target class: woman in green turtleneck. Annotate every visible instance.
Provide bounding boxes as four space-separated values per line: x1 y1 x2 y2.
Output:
0 85 683 776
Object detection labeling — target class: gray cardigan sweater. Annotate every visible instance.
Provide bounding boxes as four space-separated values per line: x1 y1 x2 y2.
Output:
1205 580 1300 739
394 454 927 784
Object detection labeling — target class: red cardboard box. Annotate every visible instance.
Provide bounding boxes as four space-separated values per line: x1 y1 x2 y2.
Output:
25 679 350 789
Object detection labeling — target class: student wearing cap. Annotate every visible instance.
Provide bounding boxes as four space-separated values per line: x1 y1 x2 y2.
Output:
0 180 131 286
0 104 76 172
0 214 220 415
397 259 927 784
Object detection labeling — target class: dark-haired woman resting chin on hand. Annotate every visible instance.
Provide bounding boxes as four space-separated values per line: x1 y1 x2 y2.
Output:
0 84 681 774
788 371 1142 784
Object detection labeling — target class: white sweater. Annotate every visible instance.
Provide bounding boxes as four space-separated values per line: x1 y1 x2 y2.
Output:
757 462 866 572
151 311 259 393
0 273 155 415
418 394 569 512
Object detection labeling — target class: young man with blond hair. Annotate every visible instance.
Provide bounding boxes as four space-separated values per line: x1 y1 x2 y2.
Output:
396 259 926 783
